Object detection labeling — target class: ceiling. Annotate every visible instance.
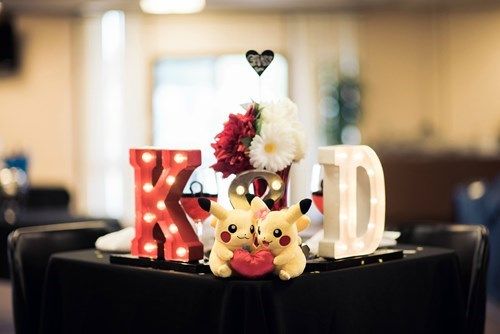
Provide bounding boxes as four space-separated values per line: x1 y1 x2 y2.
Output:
2 0 499 15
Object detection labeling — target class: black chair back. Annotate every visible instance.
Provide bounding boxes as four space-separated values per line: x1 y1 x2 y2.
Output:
398 224 489 334
7 220 120 334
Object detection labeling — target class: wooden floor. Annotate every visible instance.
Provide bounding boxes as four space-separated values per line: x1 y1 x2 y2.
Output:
0 279 14 334
0 278 499 334
486 299 500 334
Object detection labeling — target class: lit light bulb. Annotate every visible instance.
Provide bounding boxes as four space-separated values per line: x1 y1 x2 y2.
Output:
176 247 187 257
143 212 156 223
236 185 245 195
271 180 282 191
353 152 364 162
166 175 176 185
336 243 348 251
174 153 187 164
367 169 375 177
144 242 156 252
169 224 178 234
143 183 153 192
141 152 154 163
336 152 348 161
354 240 365 249
157 201 166 210
140 0 206 14
370 198 378 205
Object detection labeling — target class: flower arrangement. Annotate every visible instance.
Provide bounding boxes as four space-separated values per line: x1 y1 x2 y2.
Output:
211 98 306 178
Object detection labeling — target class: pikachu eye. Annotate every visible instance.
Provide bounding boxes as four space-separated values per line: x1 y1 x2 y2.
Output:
228 224 237 233
273 229 282 238
250 225 255 233
258 226 261 235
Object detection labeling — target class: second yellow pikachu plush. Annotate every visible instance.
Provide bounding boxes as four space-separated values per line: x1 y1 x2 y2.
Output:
253 197 312 280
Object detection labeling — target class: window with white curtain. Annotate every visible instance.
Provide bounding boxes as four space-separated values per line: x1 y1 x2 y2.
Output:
81 10 126 219
152 54 288 204
78 11 147 224
99 10 125 217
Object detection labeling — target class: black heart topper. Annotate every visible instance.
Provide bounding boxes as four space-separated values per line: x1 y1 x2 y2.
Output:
246 50 274 76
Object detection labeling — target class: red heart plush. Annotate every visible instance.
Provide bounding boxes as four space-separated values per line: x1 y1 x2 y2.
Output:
230 248 274 278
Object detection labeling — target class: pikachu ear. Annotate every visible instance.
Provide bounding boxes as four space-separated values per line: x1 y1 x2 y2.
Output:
246 194 274 210
250 196 269 213
245 193 256 204
295 215 311 232
264 199 275 209
210 217 218 228
198 198 228 220
285 199 312 224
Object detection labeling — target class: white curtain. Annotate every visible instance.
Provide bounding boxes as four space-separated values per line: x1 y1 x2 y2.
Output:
73 12 148 225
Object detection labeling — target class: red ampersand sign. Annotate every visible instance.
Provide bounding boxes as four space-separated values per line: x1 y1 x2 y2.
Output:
130 148 203 261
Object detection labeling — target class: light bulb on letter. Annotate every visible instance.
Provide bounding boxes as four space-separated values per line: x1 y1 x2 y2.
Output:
141 152 154 163
176 247 187 257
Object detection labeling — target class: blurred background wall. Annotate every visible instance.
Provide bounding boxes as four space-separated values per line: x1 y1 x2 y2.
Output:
360 9 500 151
0 16 75 189
0 4 499 222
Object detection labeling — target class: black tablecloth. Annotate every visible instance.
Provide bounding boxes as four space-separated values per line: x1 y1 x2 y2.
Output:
40 247 466 334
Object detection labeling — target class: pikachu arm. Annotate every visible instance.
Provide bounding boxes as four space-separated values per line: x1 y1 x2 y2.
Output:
273 248 295 266
215 245 233 261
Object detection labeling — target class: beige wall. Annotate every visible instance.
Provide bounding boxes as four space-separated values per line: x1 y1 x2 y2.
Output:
359 9 500 151
0 16 75 189
141 13 288 57
359 11 435 142
443 9 500 150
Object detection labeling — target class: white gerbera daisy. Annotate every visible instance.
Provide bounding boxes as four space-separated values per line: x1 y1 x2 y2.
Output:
249 123 296 172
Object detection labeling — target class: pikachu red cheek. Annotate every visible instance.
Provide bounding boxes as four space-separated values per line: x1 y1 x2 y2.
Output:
279 235 291 246
221 231 231 243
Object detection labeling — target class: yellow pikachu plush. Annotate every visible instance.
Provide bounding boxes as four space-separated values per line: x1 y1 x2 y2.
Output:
252 197 312 280
198 197 269 277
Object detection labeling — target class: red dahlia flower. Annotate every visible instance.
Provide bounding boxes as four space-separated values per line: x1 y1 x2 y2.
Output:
211 105 256 178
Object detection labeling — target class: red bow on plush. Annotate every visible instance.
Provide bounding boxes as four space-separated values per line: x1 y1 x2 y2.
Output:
230 248 274 278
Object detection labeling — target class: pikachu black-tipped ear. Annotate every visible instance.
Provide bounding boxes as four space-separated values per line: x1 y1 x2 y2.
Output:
245 193 256 204
198 197 227 220
264 199 275 209
286 198 312 224
299 199 312 215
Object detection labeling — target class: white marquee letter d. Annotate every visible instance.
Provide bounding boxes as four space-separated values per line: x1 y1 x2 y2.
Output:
318 145 385 259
